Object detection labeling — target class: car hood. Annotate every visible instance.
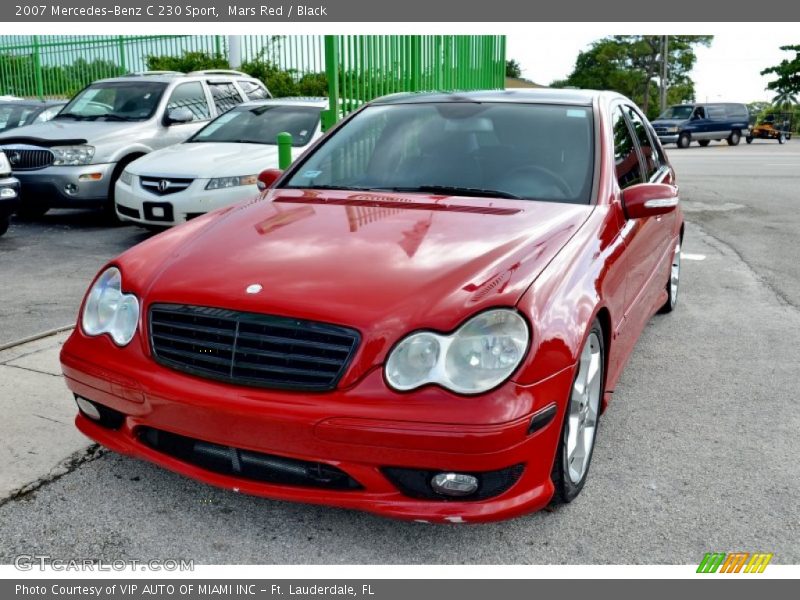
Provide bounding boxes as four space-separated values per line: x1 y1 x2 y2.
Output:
127 142 285 178
651 119 686 127
121 190 592 384
0 118 143 145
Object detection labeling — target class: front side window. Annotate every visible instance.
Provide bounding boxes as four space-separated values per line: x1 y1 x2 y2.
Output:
282 102 595 204
208 82 244 114
167 82 210 121
57 81 166 121
611 106 643 190
625 106 660 180
189 104 321 146
238 80 270 101
658 105 693 120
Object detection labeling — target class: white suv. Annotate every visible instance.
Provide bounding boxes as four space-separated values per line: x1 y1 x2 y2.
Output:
114 97 326 228
0 70 269 218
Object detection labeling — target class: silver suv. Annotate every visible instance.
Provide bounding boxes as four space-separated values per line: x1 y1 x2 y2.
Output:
0 70 270 218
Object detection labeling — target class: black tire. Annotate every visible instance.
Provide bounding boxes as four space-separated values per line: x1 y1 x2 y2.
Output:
677 132 691 149
550 320 604 505
659 238 682 314
778 133 785 145
103 157 141 225
0 216 9 237
698 140 710 147
727 130 741 146
746 136 753 144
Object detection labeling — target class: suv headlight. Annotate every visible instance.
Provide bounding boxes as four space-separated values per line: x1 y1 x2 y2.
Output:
118 169 133 186
81 267 140 346
385 309 530 394
52 145 95 166
205 175 257 190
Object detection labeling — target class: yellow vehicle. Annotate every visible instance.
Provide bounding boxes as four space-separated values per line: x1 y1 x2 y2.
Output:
746 112 794 144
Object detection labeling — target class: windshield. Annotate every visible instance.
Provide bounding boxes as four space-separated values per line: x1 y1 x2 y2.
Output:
657 105 694 120
56 81 167 121
189 104 321 146
282 102 595 204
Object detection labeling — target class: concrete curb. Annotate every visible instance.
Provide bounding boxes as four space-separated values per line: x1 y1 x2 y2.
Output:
0 324 74 352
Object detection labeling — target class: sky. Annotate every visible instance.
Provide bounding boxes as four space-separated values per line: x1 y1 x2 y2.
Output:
506 30 798 104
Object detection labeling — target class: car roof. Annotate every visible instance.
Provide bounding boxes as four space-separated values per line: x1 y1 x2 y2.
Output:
370 88 600 106
240 97 329 108
96 71 262 85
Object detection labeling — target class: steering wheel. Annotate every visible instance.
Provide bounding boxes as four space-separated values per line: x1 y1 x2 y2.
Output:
501 164 573 199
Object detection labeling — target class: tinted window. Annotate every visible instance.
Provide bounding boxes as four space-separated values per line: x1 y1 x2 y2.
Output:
625 106 660 179
707 105 726 120
0 105 35 131
238 80 270 100
612 106 642 190
189 104 321 146
658 105 693 120
725 103 749 119
283 103 595 204
167 82 210 121
208 82 244 114
57 81 166 121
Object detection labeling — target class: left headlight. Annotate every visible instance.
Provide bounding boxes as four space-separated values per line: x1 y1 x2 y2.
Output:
205 175 258 190
81 267 140 346
118 169 133 186
51 145 95 166
385 309 530 394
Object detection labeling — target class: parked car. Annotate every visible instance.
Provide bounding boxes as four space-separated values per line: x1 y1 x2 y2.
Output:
0 99 66 134
651 102 750 148
0 151 21 237
60 89 683 522
0 70 269 219
747 112 793 144
115 97 326 228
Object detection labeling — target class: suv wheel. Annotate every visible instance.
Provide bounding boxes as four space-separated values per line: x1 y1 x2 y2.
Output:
727 130 741 146
103 158 140 225
677 132 691 148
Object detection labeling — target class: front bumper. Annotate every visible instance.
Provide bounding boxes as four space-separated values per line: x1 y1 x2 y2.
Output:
60 328 574 522
15 163 115 209
115 177 258 227
0 176 21 218
657 134 679 144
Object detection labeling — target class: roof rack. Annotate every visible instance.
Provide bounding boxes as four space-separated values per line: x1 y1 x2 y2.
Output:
123 71 184 77
188 69 250 77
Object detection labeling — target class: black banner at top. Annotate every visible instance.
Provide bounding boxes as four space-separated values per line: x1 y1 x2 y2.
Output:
3 0 798 22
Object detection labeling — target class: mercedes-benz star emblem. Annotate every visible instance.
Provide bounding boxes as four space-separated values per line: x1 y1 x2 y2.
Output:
246 284 263 294
157 179 171 193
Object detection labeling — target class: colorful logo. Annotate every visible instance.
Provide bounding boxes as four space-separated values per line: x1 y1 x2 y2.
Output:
697 552 773 573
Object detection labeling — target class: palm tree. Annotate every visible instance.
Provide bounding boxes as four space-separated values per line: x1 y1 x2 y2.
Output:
772 89 798 109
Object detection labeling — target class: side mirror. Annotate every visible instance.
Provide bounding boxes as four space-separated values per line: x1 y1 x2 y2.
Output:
165 108 193 125
622 183 679 220
257 168 283 191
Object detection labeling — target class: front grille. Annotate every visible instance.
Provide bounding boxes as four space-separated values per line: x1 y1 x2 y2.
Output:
3 147 54 170
140 176 193 196
138 427 362 490
149 304 360 391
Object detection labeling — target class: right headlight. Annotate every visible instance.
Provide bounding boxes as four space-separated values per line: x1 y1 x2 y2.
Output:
385 309 530 394
81 266 140 346
51 145 95 166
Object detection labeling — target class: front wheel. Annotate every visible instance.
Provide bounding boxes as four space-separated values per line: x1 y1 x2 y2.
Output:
659 240 681 314
550 321 604 504
677 132 691 149
727 130 741 146
0 216 9 237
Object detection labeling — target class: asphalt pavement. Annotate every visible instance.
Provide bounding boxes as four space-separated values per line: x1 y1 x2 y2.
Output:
0 141 797 564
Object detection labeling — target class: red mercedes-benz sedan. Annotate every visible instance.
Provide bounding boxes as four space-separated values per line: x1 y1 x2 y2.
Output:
60 89 683 522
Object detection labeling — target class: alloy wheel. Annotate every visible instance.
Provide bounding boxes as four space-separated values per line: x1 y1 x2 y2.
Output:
566 331 602 484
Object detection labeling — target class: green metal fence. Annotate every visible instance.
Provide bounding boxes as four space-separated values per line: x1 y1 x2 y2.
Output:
0 35 505 128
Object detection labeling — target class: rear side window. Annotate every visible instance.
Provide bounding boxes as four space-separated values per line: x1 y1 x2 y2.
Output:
166 82 210 121
624 106 660 180
707 106 726 120
238 80 270 100
208 82 244 114
612 106 643 190
725 104 749 119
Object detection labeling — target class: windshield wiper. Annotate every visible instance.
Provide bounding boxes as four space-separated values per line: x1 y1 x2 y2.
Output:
102 114 138 122
54 112 90 120
379 185 522 200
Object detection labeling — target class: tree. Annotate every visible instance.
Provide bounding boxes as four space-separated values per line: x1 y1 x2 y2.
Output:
551 36 712 119
761 45 800 97
772 89 798 109
506 59 522 78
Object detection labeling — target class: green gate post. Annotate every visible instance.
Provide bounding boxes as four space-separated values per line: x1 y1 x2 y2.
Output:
32 35 44 100
277 132 293 170
117 36 127 74
321 35 340 131
410 35 422 91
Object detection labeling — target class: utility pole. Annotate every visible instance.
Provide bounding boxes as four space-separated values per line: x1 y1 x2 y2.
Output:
660 35 669 112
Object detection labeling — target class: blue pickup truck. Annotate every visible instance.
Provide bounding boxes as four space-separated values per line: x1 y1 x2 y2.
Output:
651 102 750 148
